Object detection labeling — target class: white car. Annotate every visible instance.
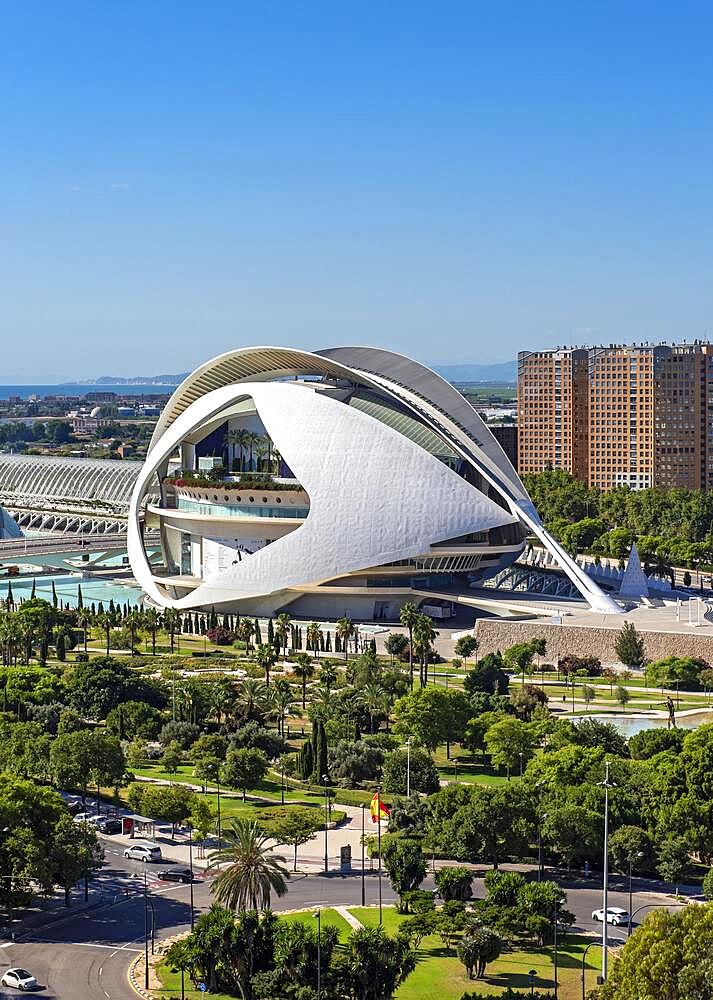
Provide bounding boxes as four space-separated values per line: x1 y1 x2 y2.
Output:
592 906 630 926
1 967 39 990
123 843 162 862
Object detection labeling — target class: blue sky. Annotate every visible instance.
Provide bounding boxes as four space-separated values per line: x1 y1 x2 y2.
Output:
2 2 713 379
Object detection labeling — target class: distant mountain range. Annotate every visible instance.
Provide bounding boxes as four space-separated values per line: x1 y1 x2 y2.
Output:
70 359 517 386
432 361 517 382
68 373 190 386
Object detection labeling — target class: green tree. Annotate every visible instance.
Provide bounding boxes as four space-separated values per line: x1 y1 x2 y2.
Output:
484 716 536 778
382 747 440 795
399 602 419 691
161 740 183 774
614 621 646 668
336 925 416 1000
254 643 277 687
457 926 502 979
292 653 315 709
454 635 478 665
271 808 322 871
381 838 427 913
645 655 706 691
211 818 289 911
141 783 196 838
598 905 713 1000
221 747 269 801
189 797 215 859
49 814 103 906
609 825 654 875
392 687 471 755
463 652 510 695
615 684 631 709
656 837 689 894
434 866 473 901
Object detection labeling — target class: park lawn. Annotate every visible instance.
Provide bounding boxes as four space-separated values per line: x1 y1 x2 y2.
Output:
282 907 352 941
433 750 510 787
134 764 310 804
349 909 601 999
153 963 234 1000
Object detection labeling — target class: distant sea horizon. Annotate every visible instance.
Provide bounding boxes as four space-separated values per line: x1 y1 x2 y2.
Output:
0 384 175 400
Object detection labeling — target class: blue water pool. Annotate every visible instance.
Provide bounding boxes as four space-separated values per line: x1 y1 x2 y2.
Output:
4 574 144 609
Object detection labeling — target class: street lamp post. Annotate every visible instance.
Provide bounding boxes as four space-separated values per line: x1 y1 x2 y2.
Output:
581 940 598 1000
598 761 616 983
360 804 366 907
280 759 285 806
314 910 321 1000
627 852 644 936
376 786 383 926
553 894 559 999
405 738 411 798
216 775 222 853
143 868 150 989
323 775 329 874
188 824 195 931
519 751 524 777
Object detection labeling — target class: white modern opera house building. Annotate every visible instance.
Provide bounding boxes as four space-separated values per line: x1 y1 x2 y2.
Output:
128 347 618 618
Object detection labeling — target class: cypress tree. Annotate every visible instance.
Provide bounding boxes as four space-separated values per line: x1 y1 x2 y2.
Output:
370 638 377 657
320 631 325 653
6 580 13 607
210 607 218 628
109 599 115 615
98 601 105 614
91 601 96 615
51 581 58 607
267 618 275 644
254 618 262 644
335 633 341 654
299 740 314 780
222 613 229 630
77 583 83 609
30 578 36 599
56 633 66 661
325 631 332 652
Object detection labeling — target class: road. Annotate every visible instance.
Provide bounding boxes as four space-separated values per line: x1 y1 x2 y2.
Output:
0 844 680 999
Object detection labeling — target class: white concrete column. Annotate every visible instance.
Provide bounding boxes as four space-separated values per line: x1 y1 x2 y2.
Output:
180 441 196 472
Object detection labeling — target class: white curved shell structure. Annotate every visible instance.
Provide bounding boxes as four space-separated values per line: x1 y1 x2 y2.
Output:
128 346 619 616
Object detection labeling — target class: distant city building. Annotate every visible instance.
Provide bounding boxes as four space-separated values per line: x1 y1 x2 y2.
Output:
489 423 518 470
518 342 713 491
517 348 588 481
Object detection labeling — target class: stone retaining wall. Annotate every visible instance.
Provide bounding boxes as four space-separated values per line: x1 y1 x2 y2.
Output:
474 619 713 663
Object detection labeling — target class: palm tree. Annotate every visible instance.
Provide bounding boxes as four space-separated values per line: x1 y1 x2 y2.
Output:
96 611 113 656
210 818 289 912
141 607 159 655
247 431 261 472
319 661 338 690
362 683 386 733
223 428 242 472
76 607 92 654
275 613 292 657
163 608 182 654
254 437 267 474
336 617 355 662
233 678 269 723
270 679 293 737
237 430 251 473
413 614 438 688
254 643 277 688
400 602 419 691
292 652 315 709
306 621 323 658
238 618 255 651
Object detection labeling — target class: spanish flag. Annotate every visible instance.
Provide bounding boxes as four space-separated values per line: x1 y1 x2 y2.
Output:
370 792 389 824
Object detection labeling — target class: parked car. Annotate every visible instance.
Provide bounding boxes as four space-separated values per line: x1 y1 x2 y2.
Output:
66 801 84 817
1 967 39 990
156 866 194 883
592 907 630 926
97 818 122 835
73 812 100 825
123 843 162 862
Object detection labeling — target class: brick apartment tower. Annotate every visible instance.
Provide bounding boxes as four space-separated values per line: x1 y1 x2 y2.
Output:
517 348 589 481
518 342 713 491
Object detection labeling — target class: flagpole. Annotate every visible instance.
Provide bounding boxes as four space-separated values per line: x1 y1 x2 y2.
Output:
377 787 383 926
